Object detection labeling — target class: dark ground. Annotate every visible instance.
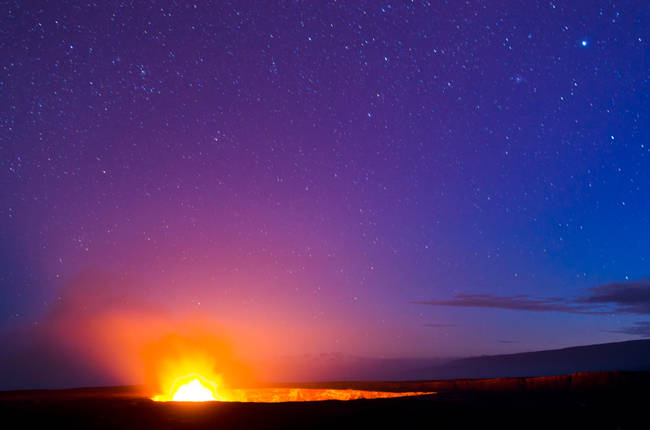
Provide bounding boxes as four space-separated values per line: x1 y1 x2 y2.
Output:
1 371 648 429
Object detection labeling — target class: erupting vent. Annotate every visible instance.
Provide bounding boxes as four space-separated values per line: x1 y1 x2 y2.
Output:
152 373 434 403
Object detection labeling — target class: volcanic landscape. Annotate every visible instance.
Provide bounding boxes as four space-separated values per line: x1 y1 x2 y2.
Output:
2 371 648 429
3 0 649 428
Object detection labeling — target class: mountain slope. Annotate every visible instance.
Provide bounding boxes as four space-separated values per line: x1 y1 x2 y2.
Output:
407 339 650 380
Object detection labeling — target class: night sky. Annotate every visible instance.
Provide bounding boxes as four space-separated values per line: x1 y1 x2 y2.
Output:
1 0 650 382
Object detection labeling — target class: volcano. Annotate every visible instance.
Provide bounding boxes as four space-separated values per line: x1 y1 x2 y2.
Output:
151 372 434 402
1 371 648 429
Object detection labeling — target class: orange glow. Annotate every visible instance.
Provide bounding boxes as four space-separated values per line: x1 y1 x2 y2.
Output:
47 307 436 403
151 370 434 402
172 379 215 401
224 388 435 402
60 311 435 403
142 330 250 402
41 276 435 403
153 373 226 402
154 384 434 402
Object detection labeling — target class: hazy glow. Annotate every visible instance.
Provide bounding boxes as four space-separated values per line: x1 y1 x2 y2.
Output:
171 378 217 401
153 372 226 402
153 379 435 402
150 364 435 403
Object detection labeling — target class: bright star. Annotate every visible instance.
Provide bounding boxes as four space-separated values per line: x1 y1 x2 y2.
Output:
580 40 588 47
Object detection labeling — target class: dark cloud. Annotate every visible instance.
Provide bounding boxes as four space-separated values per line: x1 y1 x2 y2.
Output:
413 294 604 314
578 279 650 314
414 278 650 316
607 321 650 338
498 340 518 344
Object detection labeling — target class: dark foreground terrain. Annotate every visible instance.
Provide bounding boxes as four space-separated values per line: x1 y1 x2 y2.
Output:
2 371 648 429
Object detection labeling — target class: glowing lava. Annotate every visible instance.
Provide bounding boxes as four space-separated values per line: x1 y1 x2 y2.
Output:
152 373 435 402
172 379 216 401
153 373 227 402
145 334 434 403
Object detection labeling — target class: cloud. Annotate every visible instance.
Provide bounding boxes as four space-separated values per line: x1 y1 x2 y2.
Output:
607 321 650 338
498 340 518 344
413 278 650 316
413 294 604 314
578 278 650 314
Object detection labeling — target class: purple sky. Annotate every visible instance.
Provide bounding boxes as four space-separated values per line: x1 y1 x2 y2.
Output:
1 0 650 380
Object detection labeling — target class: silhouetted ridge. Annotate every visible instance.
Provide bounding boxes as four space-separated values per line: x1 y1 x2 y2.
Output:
409 339 650 380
